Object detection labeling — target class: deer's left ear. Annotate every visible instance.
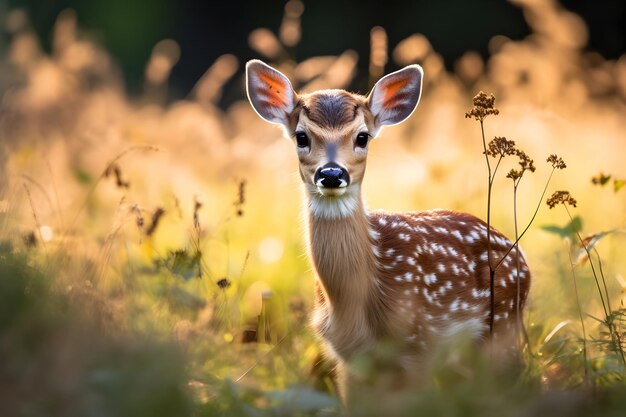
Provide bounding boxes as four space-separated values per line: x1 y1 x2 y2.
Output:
367 65 423 127
246 60 297 125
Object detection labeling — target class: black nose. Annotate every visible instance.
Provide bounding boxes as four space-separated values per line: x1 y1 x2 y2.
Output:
314 162 350 189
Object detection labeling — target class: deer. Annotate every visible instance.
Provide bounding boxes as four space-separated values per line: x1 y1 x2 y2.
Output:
245 59 531 400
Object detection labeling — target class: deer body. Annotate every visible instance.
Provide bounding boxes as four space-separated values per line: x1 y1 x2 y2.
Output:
246 60 531 395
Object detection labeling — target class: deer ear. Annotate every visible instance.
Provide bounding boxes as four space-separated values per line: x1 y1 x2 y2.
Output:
367 65 423 127
246 60 297 125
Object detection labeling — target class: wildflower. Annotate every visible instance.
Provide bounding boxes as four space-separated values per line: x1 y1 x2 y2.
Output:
465 91 499 122
485 136 516 158
506 169 522 181
547 191 577 209
547 154 566 170
516 150 536 173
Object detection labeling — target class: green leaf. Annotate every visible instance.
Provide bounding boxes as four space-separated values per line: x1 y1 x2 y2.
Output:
541 216 583 240
73 167 93 185
614 179 625 192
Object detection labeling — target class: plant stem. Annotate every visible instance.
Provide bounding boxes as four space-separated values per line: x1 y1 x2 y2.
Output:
493 168 556 272
564 206 626 367
567 246 590 382
480 121 495 336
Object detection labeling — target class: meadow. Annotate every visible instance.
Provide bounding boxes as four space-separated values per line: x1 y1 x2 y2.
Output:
1 1 626 415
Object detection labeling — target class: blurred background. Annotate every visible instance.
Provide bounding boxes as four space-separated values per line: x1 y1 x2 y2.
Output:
1 0 626 415
4 0 624 100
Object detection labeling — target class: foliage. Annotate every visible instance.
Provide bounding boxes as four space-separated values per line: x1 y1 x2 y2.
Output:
2 0 626 416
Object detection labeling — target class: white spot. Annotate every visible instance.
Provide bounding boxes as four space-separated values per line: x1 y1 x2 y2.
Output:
472 288 490 299
468 261 476 272
395 254 405 262
372 245 380 257
415 225 428 234
424 273 437 285
437 263 446 273
413 286 420 294
461 302 470 311
391 222 399 228
404 289 411 296
470 230 480 241
398 233 411 242
500 279 507 288
425 313 434 321
416 265 424 274
448 247 459 257
369 229 381 240
404 272 413 282
451 230 464 241
378 217 388 226
385 248 395 256
450 298 460 312
394 275 403 282
406 257 416 266
480 252 488 261
452 264 460 275
446 281 453 289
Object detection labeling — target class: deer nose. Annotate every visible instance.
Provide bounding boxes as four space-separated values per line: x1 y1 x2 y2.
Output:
314 162 350 189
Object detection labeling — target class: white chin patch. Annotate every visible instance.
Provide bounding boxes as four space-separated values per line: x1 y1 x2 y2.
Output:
306 184 360 219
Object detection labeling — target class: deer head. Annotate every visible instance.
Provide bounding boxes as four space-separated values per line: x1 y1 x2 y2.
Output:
246 60 423 218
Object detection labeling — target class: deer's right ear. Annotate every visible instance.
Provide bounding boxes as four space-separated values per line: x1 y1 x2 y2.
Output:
246 60 297 125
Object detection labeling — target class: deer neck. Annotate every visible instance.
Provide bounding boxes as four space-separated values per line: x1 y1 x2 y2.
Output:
306 185 380 318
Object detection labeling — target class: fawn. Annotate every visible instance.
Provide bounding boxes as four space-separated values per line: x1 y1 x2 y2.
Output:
245 60 530 398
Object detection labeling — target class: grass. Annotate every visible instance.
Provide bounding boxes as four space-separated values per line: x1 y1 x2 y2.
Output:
2 0 626 415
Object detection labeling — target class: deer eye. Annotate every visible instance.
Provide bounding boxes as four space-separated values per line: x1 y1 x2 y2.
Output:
355 132 370 148
295 131 310 148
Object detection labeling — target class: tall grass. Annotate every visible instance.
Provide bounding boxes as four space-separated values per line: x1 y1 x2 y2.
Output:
1 0 626 415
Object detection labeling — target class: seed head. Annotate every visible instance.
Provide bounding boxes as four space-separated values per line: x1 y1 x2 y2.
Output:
546 191 577 209
465 91 500 122
506 169 522 181
485 136 516 158
516 150 536 173
547 154 566 170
